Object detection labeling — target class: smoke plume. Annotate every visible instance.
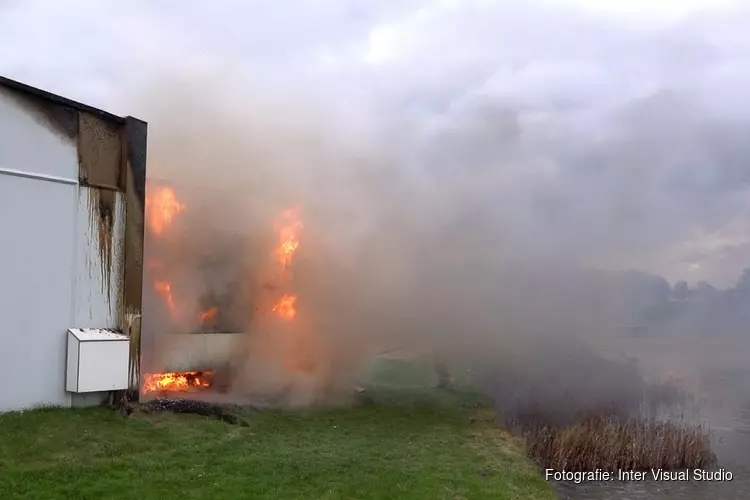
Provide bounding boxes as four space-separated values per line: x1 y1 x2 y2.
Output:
125 48 750 413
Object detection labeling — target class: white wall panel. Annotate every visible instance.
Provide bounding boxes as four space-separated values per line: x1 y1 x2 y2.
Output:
0 174 76 411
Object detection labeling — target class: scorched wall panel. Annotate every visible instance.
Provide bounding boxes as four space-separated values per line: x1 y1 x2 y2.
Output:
72 186 126 328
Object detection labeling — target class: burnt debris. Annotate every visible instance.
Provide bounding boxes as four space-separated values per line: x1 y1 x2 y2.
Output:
114 397 250 426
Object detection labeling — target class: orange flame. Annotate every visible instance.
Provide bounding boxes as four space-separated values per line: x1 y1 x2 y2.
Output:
272 294 297 320
268 205 319 376
199 306 219 323
146 186 185 236
154 280 179 318
144 184 184 318
273 206 303 271
146 259 163 270
142 371 214 393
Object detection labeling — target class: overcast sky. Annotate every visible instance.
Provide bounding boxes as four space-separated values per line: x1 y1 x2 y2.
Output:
2 0 750 287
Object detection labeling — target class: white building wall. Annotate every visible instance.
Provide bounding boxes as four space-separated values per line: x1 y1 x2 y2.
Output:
0 88 126 412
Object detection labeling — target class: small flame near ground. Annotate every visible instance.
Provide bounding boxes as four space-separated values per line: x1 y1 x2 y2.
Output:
142 371 214 393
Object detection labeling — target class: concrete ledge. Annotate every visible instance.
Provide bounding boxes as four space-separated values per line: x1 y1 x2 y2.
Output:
71 392 109 408
151 333 244 372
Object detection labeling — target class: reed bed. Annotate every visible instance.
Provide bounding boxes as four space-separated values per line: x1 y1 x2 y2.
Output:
522 412 716 472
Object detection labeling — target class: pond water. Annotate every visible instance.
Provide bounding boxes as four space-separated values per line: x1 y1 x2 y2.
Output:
553 374 750 500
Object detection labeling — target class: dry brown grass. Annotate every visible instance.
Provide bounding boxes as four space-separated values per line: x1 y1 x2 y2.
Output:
523 413 716 472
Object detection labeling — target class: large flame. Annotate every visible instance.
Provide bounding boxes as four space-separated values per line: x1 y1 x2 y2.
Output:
145 183 187 322
142 183 224 395
267 205 320 376
271 206 302 321
273 205 303 272
154 280 179 318
145 185 185 236
141 191 324 396
272 294 297 319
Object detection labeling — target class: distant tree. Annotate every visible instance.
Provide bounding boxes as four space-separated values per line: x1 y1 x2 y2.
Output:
735 268 750 294
672 280 691 301
652 276 672 303
695 280 718 298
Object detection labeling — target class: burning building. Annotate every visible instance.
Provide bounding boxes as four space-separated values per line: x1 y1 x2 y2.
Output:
139 179 334 405
0 75 362 413
0 76 147 412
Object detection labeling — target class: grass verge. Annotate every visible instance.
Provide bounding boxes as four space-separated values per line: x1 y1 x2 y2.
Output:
0 364 553 500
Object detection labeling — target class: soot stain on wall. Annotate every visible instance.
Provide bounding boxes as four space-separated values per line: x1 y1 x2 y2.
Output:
1 86 79 142
77 112 123 190
87 187 118 310
76 110 126 318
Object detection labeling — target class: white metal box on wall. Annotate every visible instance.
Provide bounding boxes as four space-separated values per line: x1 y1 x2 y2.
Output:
66 329 130 393
0 76 147 412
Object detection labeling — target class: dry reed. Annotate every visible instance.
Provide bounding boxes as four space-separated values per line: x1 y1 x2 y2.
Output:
523 412 716 472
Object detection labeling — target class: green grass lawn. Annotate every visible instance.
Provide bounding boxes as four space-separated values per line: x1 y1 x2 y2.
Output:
0 360 554 500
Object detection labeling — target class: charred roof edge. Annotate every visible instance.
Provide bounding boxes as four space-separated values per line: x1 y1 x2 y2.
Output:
0 75 132 125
